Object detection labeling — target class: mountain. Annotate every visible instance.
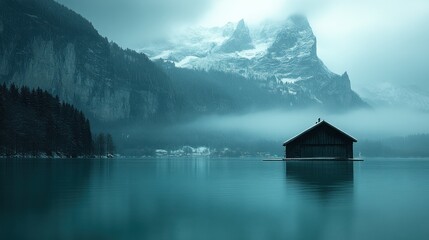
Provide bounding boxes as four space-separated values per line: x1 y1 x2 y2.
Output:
218 19 254 53
1 0 367 129
0 0 176 122
155 59 286 116
358 82 429 112
142 15 367 109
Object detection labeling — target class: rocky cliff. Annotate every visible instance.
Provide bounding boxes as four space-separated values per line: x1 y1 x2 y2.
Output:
0 0 176 122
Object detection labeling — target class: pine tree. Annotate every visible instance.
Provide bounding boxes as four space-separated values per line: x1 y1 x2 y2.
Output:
106 133 115 157
95 133 105 158
0 91 5 155
82 119 93 156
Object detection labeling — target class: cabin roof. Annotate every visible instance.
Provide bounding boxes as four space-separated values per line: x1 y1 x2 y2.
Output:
283 120 357 146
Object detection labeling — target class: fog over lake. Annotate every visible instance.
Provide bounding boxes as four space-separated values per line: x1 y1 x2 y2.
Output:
183 107 429 141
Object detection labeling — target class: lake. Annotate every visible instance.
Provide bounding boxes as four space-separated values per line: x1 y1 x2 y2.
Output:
1 157 429 240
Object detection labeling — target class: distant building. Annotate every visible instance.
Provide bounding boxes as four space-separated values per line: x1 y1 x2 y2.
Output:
283 120 357 159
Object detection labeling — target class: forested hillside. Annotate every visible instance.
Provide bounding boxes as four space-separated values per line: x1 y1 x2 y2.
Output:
0 84 92 157
157 60 294 117
0 0 176 122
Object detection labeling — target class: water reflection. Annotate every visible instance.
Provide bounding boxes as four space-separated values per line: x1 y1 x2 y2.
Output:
156 157 211 178
285 161 355 240
1 158 429 240
0 158 104 239
286 161 354 198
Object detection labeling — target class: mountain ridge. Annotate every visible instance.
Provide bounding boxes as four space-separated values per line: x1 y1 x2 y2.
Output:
142 16 367 110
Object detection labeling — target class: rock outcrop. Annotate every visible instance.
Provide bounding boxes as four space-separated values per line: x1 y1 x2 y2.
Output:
218 19 254 53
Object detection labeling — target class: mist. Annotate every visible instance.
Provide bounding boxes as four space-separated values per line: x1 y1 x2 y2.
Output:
182 107 429 142
55 0 215 47
109 106 429 157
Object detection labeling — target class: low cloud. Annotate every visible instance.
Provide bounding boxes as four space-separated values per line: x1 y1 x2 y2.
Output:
56 0 215 48
184 108 429 142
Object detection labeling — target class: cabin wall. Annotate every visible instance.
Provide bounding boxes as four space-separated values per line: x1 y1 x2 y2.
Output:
286 144 300 158
301 125 347 145
347 144 353 158
300 145 347 158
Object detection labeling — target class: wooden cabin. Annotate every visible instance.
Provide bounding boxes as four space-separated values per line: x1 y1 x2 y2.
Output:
283 119 357 159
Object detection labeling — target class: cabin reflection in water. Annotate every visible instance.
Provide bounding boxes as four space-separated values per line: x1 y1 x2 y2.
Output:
285 161 356 239
286 161 354 196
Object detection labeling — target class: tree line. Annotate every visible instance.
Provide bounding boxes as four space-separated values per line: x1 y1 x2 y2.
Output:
93 133 115 158
0 84 114 158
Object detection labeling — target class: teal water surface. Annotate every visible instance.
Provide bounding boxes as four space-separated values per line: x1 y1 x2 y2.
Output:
1 157 429 240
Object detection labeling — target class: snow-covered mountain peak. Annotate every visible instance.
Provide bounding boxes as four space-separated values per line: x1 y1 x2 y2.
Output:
285 14 311 30
236 19 246 29
140 16 367 110
221 22 236 37
268 15 316 59
218 19 254 53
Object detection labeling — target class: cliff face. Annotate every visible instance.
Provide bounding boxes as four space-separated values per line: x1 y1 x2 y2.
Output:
0 0 176 122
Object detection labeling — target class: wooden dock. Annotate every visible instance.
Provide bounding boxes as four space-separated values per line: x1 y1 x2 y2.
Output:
263 158 364 162
262 158 284 161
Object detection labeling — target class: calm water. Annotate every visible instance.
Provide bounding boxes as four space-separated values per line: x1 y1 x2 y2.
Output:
1 157 429 240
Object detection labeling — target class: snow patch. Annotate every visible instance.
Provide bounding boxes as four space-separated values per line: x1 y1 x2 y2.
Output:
236 42 269 59
288 89 297 95
280 78 298 84
176 56 200 68
152 50 174 60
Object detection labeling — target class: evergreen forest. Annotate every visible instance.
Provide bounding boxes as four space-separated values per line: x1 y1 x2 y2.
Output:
0 84 115 158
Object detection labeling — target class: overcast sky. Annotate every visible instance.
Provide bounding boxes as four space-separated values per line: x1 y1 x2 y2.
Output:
56 0 429 89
